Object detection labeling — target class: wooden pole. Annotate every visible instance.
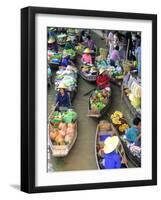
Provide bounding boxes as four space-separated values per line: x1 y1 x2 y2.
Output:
126 39 130 61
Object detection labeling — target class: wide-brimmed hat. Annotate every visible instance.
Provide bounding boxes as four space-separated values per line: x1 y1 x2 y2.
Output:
58 83 67 89
103 136 119 154
48 37 55 44
99 68 107 75
83 48 91 54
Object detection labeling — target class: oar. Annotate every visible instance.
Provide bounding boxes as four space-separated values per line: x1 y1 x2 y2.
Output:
83 87 96 96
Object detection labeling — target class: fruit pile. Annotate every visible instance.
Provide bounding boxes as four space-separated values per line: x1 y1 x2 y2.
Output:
81 65 97 75
63 49 76 60
75 44 86 55
110 111 129 133
48 52 62 64
106 66 124 79
49 110 77 145
90 88 111 113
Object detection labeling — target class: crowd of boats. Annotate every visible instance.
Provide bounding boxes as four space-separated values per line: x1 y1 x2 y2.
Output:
47 27 141 169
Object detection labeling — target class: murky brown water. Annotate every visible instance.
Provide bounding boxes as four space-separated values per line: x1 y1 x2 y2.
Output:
48 30 134 172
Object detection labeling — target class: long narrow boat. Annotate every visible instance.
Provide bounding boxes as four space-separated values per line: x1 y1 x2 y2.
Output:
95 120 128 169
48 108 78 157
110 113 141 167
88 88 111 118
122 89 141 118
79 64 98 82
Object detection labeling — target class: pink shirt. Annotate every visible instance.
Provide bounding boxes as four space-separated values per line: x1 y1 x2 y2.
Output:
110 49 120 61
81 54 92 64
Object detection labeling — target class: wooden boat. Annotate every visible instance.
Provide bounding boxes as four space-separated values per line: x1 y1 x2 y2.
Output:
119 138 141 167
79 71 97 82
110 116 141 167
48 107 78 157
48 122 77 157
122 88 141 118
88 89 111 118
95 120 128 169
79 64 97 82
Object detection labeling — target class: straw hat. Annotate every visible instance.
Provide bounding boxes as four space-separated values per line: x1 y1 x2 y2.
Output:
83 48 91 54
48 37 55 44
99 68 107 75
103 136 119 154
58 83 67 89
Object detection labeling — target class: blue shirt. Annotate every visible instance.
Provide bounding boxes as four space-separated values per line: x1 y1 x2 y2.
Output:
103 151 121 169
125 126 140 143
56 91 70 108
61 57 70 67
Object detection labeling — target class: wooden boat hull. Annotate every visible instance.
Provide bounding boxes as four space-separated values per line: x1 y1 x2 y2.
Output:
95 121 128 169
48 62 60 70
48 122 77 157
79 71 97 82
122 90 141 118
110 117 141 167
88 90 111 118
120 138 141 167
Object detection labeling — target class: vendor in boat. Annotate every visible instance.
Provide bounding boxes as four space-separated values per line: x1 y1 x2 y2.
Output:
110 45 120 66
55 83 71 111
48 37 58 53
102 136 122 169
125 117 141 146
64 37 75 50
96 68 110 89
83 35 96 51
81 48 92 65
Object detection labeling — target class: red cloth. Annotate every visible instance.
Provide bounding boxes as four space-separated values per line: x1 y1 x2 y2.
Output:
96 74 110 89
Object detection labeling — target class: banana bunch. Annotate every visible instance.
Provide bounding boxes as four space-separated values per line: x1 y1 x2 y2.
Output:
118 123 129 132
111 117 121 125
111 111 123 119
110 111 123 125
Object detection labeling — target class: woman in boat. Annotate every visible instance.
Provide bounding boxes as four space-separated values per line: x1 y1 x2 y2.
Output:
83 35 96 51
48 37 59 53
96 68 110 89
55 83 71 111
81 48 92 65
110 45 120 66
125 117 141 146
102 136 122 169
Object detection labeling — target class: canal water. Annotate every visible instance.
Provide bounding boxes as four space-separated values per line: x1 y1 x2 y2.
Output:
48 30 133 172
